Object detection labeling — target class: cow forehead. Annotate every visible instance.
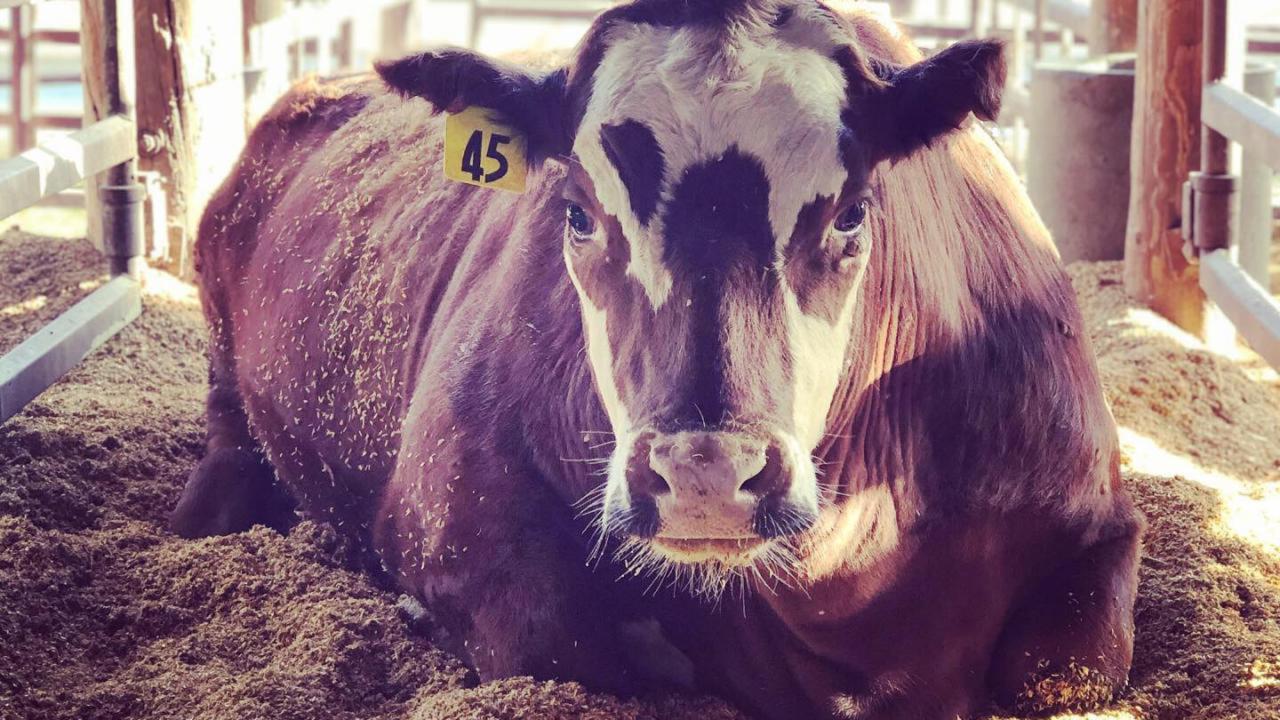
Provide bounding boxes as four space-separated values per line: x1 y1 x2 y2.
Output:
573 17 852 306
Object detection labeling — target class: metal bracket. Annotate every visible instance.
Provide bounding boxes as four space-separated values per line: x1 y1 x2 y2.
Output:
1181 170 1240 262
99 180 147 278
136 170 169 263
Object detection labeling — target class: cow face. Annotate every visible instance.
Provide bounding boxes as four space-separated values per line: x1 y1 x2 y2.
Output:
378 0 1004 595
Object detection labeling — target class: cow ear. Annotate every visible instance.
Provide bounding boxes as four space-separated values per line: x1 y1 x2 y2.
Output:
862 39 1006 163
375 48 571 163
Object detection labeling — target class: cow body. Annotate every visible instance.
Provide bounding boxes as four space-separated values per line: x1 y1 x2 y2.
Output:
176 5 1141 719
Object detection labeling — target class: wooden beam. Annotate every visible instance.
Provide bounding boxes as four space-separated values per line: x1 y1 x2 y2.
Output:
0 113 83 130
33 28 80 44
1202 82 1280 171
0 27 79 44
0 0 60 8
0 115 137 220
1200 250 1280 369
1122 0 1206 335
0 276 142 425
899 21 1085 45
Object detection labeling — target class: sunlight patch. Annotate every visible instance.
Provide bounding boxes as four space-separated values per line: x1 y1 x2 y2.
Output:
1118 427 1280 557
0 294 48 317
142 268 200 306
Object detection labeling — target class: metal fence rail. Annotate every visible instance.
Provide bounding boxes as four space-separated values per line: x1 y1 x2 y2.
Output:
1186 0 1280 369
0 0 144 426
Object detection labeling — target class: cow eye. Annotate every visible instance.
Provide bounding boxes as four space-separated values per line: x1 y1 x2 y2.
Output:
833 200 867 235
565 203 596 240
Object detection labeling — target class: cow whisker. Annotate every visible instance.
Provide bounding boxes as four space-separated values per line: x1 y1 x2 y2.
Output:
601 532 806 605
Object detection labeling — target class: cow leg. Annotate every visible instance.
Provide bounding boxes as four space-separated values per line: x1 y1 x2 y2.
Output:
376 425 641 695
987 509 1142 715
171 360 297 538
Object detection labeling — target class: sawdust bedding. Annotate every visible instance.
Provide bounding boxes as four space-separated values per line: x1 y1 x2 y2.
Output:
0 224 1278 720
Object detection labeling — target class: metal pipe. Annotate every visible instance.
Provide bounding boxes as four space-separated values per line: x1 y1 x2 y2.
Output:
1187 0 1242 257
1201 0 1230 176
98 0 145 279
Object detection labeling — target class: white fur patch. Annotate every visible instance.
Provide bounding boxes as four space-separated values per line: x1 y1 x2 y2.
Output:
780 267 864 449
565 250 633 435
574 5 852 309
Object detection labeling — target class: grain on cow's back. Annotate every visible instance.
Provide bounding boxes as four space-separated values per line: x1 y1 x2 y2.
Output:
195 72 565 529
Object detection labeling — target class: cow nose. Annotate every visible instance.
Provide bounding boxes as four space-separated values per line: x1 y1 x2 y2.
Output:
649 432 781 498
622 431 791 539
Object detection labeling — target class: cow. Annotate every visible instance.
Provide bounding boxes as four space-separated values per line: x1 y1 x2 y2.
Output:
171 1 1143 718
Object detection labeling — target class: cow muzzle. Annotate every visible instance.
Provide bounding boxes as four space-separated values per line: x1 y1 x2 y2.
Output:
605 430 820 562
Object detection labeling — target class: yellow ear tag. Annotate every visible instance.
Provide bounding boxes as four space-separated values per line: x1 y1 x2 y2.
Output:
443 107 527 194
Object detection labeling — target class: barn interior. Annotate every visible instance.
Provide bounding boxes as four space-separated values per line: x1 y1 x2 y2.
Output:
1 1 1279 719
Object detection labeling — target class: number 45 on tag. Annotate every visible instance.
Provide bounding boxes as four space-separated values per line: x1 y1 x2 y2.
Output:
444 107 527 194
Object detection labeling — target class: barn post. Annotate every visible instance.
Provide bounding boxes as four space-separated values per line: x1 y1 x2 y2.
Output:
1089 0 1137 55
9 4 35 153
1121 0 1208 334
83 0 246 279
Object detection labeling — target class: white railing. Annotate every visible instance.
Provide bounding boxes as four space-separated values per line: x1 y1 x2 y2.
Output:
1186 0 1280 369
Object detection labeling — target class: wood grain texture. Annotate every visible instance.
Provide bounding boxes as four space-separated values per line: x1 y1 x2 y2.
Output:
1122 0 1206 334
81 0 245 278
1090 0 1138 54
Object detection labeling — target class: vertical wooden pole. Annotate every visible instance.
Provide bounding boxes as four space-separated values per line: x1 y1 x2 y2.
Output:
83 0 246 278
1033 0 1045 60
1122 0 1205 333
10 5 35 152
1090 0 1138 55
969 0 986 37
82 0 107 252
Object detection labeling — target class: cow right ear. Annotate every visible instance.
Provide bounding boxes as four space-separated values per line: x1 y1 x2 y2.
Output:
375 48 571 163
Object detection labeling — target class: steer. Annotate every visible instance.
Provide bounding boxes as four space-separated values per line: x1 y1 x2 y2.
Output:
172 2 1143 718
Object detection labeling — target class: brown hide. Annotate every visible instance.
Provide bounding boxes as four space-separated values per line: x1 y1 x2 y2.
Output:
186 8 1141 720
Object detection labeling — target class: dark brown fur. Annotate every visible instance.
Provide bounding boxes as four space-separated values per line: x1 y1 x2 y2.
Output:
174 6 1141 719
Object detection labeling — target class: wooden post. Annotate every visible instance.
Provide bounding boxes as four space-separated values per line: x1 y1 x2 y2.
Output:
1122 0 1206 333
83 0 246 278
1090 0 1138 55
10 5 35 152
1033 0 1045 60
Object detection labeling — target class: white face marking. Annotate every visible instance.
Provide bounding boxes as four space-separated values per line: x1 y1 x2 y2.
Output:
565 249 632 435
573 7 852 310
780 264 866 449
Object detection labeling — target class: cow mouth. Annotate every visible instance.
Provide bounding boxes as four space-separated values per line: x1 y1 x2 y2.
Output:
648 535 769 562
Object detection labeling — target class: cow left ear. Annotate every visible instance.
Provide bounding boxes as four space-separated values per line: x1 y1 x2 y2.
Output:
375 48 571 163
857 39 1006 163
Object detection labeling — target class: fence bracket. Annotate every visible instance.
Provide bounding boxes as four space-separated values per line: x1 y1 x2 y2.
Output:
1180 170 1239 262
100 180 147 278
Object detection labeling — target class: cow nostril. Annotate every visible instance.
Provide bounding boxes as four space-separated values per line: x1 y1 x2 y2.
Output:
739 469 772 495
634 465 671 497
738 445 786 496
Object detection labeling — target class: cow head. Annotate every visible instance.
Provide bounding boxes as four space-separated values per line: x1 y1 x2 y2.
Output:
379 0 1004 596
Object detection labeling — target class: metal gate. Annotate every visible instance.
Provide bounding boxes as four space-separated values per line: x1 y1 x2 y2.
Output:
0 0 145 423
1182 0 1280 369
